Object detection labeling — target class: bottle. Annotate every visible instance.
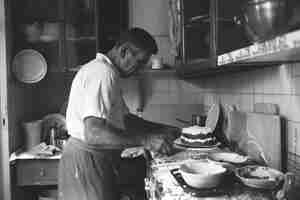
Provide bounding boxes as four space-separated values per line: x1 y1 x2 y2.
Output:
49 127 56 146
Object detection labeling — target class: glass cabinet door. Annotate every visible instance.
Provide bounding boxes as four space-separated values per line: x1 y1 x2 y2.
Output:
181 0 211 63
10 0 64 72
65 0 97 70
216 0 250 55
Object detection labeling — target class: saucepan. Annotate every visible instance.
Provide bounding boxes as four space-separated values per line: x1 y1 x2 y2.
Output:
234 0 289 42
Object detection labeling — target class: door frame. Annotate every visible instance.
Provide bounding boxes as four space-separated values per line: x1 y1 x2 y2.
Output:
0 0 11 199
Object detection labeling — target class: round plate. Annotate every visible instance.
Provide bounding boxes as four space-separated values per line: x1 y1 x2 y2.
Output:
208 152 248 164
235 165 284 189
12 49 47 83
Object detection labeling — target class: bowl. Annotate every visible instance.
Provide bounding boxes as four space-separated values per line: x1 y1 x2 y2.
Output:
235 0 289 42
235 165 284 189
179 160 227 189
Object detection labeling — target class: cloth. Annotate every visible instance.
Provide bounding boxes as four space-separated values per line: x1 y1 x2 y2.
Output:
58 137 147 200
66 53 129 141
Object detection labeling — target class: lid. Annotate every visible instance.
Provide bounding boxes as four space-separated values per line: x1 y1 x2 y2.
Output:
12 49 47 83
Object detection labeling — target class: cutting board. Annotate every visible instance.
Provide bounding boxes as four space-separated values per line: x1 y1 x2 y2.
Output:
225 110 282 170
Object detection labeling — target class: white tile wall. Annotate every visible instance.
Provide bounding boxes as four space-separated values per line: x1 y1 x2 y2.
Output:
121 40 300 186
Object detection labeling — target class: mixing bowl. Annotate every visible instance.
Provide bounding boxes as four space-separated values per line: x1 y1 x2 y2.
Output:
179 160 227 189
235 0 289 42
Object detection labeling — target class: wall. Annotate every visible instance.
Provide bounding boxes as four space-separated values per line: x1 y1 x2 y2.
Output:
129 0 175 65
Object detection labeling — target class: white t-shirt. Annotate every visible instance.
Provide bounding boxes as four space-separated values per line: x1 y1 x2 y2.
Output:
66 53 129 141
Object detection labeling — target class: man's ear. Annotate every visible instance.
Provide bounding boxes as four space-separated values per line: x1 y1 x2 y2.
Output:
119 43 130 59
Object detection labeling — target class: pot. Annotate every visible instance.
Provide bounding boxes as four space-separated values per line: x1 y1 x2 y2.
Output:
235 0 289 42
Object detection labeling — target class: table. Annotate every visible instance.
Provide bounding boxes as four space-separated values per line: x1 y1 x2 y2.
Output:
145 149 291 200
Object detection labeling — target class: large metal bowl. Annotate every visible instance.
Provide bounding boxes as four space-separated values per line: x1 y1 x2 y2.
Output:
237 0 289 42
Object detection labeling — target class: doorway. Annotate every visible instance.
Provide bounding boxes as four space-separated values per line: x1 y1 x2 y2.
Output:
0 0 11 199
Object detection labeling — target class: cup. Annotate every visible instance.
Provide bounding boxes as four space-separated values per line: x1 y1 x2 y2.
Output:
151 55 163 69
24 22 42 42
40 22 60 42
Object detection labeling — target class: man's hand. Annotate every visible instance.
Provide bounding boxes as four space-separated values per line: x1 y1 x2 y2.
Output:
163 126 181 140
142 133 175 156
121 147 145 158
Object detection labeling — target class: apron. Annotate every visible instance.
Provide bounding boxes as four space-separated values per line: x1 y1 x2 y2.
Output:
58 137 146 200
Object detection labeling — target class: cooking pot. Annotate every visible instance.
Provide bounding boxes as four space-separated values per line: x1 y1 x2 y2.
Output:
235 0 289 42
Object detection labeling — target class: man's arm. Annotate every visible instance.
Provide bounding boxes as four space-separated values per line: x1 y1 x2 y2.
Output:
124 113 181 138
84 116 143 148
84 116 178 155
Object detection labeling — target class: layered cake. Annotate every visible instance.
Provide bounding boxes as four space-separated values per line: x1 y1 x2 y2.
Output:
180 125 217 147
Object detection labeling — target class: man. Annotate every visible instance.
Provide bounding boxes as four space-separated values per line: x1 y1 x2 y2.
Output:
59 27 180 200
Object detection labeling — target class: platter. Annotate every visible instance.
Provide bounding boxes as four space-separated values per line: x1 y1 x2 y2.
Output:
12 49 47 83
208 152 249 164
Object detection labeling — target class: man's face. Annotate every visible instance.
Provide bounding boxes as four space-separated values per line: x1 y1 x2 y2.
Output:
118 44 151 78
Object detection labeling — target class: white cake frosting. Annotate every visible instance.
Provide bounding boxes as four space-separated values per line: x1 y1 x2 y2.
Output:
181 125 212 135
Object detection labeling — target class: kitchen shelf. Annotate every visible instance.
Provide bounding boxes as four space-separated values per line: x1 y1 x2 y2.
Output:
66 36 96 41
218 29 300 66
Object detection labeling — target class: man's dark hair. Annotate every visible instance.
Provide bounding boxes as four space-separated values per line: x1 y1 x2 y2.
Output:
116 27 158 55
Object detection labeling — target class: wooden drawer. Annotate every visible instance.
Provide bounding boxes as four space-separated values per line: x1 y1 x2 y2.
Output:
15 159 59 186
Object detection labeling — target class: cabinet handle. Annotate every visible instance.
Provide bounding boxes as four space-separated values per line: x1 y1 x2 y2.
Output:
39 168 45 176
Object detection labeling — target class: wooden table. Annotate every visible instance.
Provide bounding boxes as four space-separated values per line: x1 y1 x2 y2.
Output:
145 149 292 200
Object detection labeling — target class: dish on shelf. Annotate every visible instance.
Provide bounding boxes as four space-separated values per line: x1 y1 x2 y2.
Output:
235 165 284 189
12 49 47 83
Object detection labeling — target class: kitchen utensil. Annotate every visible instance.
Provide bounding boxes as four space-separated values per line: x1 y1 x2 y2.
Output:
235 165 284 189
179 160 227 189
170 168 230 197
235 0 289 42
41 113 67 145
12 49 47 83
208 152 249 164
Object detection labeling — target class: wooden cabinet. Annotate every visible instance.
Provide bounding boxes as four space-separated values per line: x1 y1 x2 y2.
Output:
9 0 128 72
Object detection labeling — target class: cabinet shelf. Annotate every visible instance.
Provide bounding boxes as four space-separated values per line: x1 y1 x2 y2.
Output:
66 36 96 41
218 29 300 66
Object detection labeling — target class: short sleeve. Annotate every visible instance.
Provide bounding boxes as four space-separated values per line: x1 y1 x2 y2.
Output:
81 70 117 120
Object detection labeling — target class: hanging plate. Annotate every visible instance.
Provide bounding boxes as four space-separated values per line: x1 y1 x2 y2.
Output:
12 49 47 83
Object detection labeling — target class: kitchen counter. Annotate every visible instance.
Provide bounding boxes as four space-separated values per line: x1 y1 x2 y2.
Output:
145 148 292 200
